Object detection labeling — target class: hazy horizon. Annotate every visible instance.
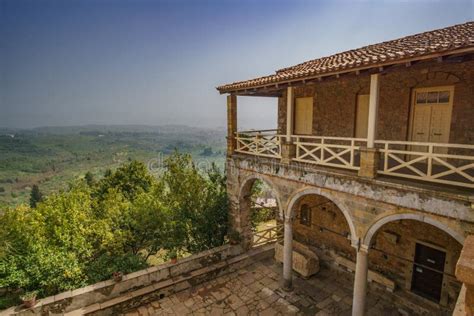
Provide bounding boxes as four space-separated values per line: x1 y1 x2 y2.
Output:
1 0 473 130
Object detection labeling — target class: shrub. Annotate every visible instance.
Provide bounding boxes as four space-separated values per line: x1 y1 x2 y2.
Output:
85 253 148 283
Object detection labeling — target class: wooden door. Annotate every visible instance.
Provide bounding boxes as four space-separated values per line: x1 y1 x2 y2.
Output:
294 97 313 135
411 243 446 302
410 87 454 155
355 94 369 138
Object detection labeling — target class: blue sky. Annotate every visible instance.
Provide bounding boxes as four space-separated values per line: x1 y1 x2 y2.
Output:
0 0 472 129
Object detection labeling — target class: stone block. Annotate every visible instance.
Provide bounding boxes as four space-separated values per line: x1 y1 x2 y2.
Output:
455 235 474 315
281 142 296 165
274 241 320 278
358 147 379 179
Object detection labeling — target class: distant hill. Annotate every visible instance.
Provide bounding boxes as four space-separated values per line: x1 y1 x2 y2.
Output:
1 124 226 135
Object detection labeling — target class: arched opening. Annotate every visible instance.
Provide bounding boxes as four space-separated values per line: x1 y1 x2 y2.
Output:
239 176 282 249
365 217 463 310
289 193 357 263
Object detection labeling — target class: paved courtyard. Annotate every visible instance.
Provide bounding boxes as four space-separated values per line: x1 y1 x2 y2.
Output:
123 257 448 316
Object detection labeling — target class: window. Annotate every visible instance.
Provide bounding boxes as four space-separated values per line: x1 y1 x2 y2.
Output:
300 204 311 226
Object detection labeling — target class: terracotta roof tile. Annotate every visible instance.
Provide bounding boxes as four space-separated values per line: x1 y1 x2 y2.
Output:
217 21 474 93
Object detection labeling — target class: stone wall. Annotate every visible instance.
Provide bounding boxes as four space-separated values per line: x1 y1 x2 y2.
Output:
277 58 474 144
292 194 356 261
1 245 244 316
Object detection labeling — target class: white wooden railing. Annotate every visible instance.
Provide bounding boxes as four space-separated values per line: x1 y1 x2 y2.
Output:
235 129 282 159
253 225 283 247
293 135 367 170
375 140 474 189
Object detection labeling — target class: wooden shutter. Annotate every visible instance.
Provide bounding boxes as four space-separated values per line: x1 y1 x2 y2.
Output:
355 94 369 138
294 97 313 135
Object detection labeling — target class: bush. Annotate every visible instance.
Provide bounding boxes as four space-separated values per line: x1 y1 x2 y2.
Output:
85 253 148 284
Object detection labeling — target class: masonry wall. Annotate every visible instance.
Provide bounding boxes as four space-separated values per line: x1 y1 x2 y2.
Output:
278 58 474 144
369 220 462 308
292 194 356 261
292 204 462 309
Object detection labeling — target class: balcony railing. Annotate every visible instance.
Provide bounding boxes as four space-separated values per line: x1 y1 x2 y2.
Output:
235 129 282 159
375 140 474 189
294 135 367 171
232 131 473 189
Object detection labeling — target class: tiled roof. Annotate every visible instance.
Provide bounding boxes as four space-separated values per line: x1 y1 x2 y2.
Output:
217 21 474 93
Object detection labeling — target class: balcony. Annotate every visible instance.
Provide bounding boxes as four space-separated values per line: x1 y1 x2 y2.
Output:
233 130 474 190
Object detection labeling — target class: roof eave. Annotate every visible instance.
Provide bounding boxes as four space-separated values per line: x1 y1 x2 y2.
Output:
217 46 474 95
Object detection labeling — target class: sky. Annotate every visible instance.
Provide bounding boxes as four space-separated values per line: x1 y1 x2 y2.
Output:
0 0 473 130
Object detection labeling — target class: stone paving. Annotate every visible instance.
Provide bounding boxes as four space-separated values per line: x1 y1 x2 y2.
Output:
122 257 444 316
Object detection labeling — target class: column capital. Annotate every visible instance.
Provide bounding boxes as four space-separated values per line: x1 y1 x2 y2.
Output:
359 244 370 254
351 239 370 254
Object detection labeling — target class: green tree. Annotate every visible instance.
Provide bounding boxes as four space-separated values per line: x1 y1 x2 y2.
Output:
29 184 43 208
160 152 228 253
96 161 155 202
84 171 95 187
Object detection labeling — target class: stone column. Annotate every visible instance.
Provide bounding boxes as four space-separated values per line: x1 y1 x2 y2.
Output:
282 216 293 291
227 94 237 157
455 235 474 315
352 246 369 316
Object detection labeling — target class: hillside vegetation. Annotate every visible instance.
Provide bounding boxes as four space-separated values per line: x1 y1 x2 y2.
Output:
0 125 226 208
0 153 229 309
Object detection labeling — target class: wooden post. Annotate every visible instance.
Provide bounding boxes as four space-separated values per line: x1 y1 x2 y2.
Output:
359 74 380 178
286 87 294 143
367 74 380 148
227 95 237 157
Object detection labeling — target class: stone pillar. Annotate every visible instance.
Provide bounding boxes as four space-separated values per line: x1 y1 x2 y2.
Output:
281 141 296 165
227 94 237 157
282 216 293 291
352 246 369 316
455 235 474 315
358 147 380 179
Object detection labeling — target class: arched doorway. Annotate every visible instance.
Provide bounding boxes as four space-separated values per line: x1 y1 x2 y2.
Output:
239 176 283 249
363 215 464 310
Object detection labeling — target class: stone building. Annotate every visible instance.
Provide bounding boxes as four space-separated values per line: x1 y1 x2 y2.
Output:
217 22 474 315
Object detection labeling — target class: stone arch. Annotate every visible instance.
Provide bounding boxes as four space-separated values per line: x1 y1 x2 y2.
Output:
286 187 358 243
239 173 284 220
362 213 465 248
237 173 284 249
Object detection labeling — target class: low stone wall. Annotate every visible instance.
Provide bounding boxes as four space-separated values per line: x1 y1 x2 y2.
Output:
2 244 262 316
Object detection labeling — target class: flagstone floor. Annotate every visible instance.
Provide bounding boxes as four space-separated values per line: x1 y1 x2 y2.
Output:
122 257 449 316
